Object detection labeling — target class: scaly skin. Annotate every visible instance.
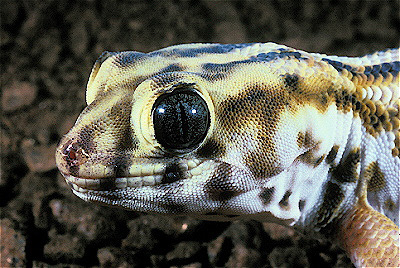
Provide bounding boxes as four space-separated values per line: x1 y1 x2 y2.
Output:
339 199 399 267
56 43 399 267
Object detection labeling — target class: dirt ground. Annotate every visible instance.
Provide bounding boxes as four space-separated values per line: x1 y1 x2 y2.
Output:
1 1 399 267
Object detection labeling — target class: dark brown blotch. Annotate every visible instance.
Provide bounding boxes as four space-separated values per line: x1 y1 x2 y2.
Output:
196 138 225 159
365 161 386 192
297 132 324 167
298 200 306 211
315 181 345 227
98 178 117 191
108 99 132 120
279 190 292 209
259 187 275 205
334 89 353 112
218 87 285 133
245 150 283 178
77 124 97 154
298 150 325 168
297 131 316 148
162 163 184 184
282 73 333 112
326 145 340 164
107 100 138 151
204 163 242 201
330 148 360 183
158 63 184 74
200 62 236 81
218 86 288 178
116 126 138 152
315 155 326 166
112 156 131 178
283 74 300 92
296 132 304 148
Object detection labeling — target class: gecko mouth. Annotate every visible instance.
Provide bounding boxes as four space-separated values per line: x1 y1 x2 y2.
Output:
63 174 164 193
62 159 206 193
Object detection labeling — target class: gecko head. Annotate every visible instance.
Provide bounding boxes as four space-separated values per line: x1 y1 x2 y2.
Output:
55 66 256 220
57 45 339 224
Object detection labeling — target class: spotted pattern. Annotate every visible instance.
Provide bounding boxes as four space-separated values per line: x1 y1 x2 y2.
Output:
322 58 400 157
218 87 287 177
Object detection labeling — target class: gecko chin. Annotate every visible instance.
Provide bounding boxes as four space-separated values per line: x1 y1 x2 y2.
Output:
63 166 301 227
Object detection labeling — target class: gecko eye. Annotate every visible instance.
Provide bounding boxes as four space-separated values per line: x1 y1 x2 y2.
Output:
152 89 210 152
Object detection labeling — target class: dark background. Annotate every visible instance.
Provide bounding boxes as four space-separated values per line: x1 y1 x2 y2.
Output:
1 0 399 267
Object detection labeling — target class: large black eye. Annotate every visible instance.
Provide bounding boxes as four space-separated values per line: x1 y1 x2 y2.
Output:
152 89 210 151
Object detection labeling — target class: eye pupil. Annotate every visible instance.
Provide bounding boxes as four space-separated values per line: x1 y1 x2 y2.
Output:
152 89 210 151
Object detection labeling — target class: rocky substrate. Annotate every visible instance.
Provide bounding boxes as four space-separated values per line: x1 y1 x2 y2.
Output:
1 1 398 267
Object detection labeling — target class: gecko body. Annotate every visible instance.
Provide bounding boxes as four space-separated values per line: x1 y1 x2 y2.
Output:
56 43 399 267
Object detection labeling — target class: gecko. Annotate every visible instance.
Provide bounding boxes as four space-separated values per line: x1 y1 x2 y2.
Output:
56 43 399 267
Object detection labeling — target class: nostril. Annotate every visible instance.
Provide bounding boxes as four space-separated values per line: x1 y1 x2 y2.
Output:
68 148 77 160
63 142 78 158
62 141 88 165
